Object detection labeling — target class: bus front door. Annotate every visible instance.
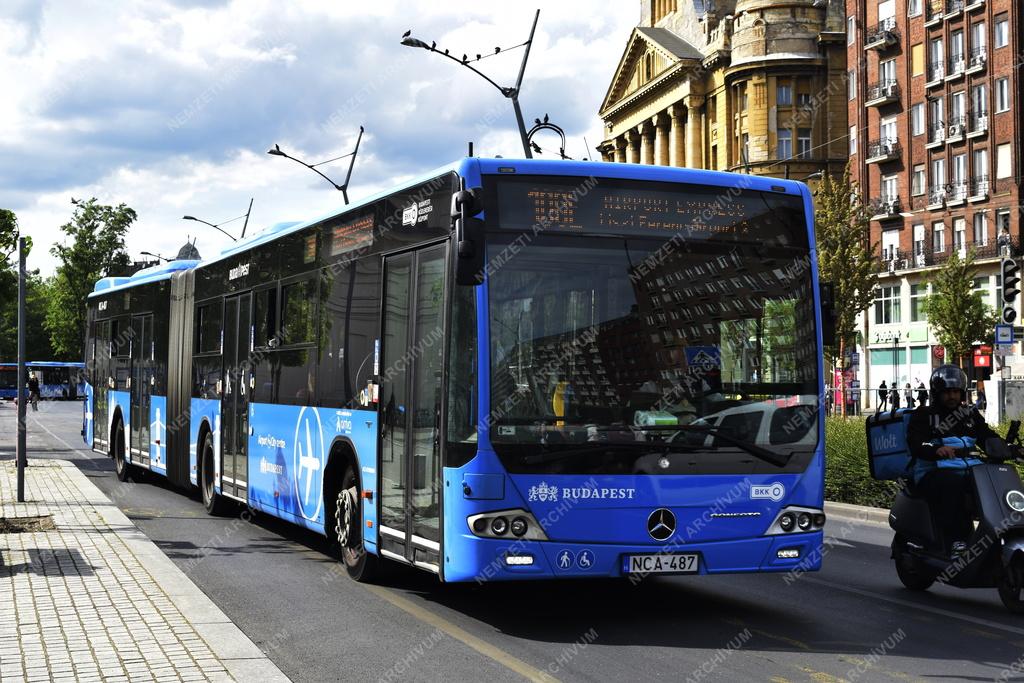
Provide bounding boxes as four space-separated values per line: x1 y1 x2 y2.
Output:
379 244 446 570
222 293 251 499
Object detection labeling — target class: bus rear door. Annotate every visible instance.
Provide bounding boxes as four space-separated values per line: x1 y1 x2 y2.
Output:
221 293 251 498
379 244 446 571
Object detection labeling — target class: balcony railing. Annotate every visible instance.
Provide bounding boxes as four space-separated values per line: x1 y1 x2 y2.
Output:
866 18 900 50
926 63 945 85
866 138 902 163
927 121 946 146
947 115 967 141
967 46 987 72
928 185 947 207
866 80 900 107
869 195 903 220
947 53 965 79
947 182 968 204
969 111 989 136
969 175 990 200
891 238 1021 271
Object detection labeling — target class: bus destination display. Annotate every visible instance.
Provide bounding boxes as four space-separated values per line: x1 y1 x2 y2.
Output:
493 177 805 242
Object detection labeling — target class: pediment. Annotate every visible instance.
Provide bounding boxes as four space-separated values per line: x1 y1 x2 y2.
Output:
599 27 702 115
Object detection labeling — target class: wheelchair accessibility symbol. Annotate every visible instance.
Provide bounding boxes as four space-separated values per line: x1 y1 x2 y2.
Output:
576 549 594 570
556 550 575 570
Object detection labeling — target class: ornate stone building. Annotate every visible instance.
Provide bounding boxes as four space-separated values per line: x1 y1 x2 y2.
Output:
598 1 849 183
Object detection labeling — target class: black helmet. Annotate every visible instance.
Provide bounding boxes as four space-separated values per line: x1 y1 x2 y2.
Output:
930 364 968 403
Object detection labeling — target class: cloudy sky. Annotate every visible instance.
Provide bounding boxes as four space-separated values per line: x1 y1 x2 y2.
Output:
1 0 638 274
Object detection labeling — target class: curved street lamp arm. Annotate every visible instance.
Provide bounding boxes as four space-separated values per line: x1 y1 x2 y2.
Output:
514 9 540 94
423 46 509 95
279 151 345 192
183 216 237 242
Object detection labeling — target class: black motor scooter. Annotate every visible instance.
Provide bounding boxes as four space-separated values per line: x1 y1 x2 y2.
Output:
888 421 1024 614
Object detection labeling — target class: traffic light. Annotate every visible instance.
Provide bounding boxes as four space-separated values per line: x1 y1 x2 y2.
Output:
1002 257 1021 324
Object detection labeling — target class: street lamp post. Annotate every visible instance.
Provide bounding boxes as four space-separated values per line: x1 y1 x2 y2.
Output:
401 10 540 158
267 127 364 204
182 198 253 242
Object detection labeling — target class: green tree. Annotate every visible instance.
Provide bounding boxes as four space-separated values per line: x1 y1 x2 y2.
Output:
45 199 135 358
924 248 998 367
814 163 879 403
0 209 50 361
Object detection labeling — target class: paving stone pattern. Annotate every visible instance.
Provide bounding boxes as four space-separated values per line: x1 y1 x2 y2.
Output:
0 461 233 682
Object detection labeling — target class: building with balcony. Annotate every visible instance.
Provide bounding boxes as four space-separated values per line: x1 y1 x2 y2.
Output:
597 1 848 183
848 0 1022 406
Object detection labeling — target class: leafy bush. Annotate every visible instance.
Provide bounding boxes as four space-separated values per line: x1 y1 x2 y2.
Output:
825 416 899 508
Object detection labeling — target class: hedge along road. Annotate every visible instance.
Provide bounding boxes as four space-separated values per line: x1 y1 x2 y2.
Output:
4 401 1024 682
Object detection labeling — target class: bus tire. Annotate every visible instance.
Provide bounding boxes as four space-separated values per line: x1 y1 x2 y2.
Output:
200 431 227 516
112 418 130 483
335 464 379 582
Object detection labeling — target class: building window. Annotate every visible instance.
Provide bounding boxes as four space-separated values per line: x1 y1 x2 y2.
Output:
908 0 921 17
998 143 1012 179
932 157 946 189
911 103 925 136
741 133 750 163
972 21 987 53
875 286 902 325
998 209 1011 237
848 16 856 45
933 222 945 253
797 129 812 159
708 94 717 124
997 78 1010 112
850 125 858 155
954 217 967 252
912 43 924 77
912 164 926 195
880 58 897 83
910 283 928 322
974 276 990 308
974 212 988 246
913 223 926 257
971 83 988 118
778 129 792 159
995 15 1009 49
848 69 857 100
777 83 792 106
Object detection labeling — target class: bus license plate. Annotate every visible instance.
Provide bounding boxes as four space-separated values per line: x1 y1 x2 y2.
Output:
625 553 699 574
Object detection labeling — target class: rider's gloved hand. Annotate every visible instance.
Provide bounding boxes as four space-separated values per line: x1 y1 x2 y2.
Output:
936 446 958 459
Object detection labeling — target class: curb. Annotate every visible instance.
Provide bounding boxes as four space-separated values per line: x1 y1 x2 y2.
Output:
824 500 891 526
56 460 291 683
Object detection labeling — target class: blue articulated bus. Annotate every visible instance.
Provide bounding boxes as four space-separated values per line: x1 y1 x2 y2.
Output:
84 158 829 582
1 361 86 400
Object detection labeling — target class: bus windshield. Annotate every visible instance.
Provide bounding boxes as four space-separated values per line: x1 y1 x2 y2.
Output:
484 183 819 475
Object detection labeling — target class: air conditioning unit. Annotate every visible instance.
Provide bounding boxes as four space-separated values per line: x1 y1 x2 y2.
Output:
915 253 926 267
948 123 962 137
884 82 897 96
951 60 965 74
900 258 909 269
884 199 900 214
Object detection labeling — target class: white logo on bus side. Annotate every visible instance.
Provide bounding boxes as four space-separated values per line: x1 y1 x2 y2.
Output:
751 483 786 502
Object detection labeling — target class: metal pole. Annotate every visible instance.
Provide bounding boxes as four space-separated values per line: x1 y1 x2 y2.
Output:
511 9 540 158
17 236 27 502
512 96 533 159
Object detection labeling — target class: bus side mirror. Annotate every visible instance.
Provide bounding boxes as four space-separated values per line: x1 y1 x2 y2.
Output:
820 282 837 348
452 184 485 286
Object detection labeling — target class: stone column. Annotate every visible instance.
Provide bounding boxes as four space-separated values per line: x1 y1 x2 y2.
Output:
669 104 686 167
625 129 640 164
639 121 655 165
654 114 671 166
615 136 627 163
685 94 705 169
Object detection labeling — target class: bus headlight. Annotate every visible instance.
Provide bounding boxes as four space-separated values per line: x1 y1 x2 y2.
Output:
766 506 825 535
467 509 548 541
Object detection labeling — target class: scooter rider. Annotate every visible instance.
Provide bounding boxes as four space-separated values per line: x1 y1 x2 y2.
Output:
906 365 1004 556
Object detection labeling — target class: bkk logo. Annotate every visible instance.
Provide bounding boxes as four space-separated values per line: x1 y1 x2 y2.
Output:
750 482 786 502
293 407 325 521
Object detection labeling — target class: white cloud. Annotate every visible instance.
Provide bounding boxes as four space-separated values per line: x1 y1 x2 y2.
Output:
2 1 639 275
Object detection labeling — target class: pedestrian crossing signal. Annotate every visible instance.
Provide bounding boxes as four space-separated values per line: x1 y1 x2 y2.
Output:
1002 258 1021 325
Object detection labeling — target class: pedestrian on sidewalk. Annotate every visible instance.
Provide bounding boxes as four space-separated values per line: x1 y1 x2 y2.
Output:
27 372 40 412
890 386 901 410
878 380 888 411
916 378 928 407
975 380 988 413
905 382 915 409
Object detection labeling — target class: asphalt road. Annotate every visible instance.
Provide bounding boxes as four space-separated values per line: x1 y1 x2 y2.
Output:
5 401 1024 682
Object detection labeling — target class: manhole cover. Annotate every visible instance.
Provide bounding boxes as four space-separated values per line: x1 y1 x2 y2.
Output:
0 516 55 533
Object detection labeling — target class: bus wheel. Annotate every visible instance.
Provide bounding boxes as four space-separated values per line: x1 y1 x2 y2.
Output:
112 420 130 483
200 431 226 516
335 465 379 582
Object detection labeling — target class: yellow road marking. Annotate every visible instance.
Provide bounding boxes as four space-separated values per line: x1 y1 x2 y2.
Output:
363 584 560 682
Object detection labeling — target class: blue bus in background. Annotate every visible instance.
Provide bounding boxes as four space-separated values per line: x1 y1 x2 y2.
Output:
0 361 86 400
84 158 829 583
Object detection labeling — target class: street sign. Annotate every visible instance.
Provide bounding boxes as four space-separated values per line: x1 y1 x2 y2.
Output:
995 346 1012 358
997 324 1014 344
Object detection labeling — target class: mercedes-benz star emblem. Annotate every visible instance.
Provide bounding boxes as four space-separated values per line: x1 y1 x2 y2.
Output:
647 508 676 541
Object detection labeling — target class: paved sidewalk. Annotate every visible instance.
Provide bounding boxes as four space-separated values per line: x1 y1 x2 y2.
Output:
0 459 290 682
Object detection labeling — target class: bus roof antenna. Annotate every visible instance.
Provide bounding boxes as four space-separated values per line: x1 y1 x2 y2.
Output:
468 141 474 157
